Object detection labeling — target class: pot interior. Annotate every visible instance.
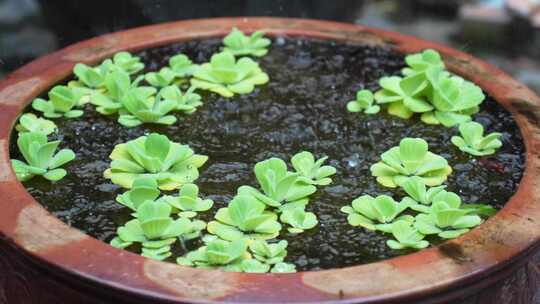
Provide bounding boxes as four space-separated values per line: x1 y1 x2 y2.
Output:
9 36 525 271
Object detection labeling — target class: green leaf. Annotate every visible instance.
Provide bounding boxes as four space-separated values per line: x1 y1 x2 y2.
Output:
15 113 57 135
280 208 318 233
347 89 379 114
191 51 269 98
347 195 408 225
451 121 502 156
387 220 429 249
370 137 451 188
105 133 207 190
291 151 336 185
223 27 271 57
271 262 297 273
12 132 74 182
241 259 270 273
32 86 83 119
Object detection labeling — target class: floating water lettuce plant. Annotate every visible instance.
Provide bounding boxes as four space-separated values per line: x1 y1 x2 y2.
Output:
118 87 176 127
238 157 317 209
370 138 452 188
104 69 144 101
422 69 485 127
280 208 318 233
386 220 429 250
176 238 250 270
340 195 409 231
73 63 110 89
191 51 269 97
110 200 197 260
222 27 271 57
159 85 202 114
399 176 446 208
451 121 502 156
361 49 487 128
207 195 282 241
271 262 297 273
89 70 137 115
374 73 433 119
169 53 199 78
116 177 161 212
145 67 176 87
402 49 445 76
413 191 483 239
291 151 337 186
249 240 288 265
346 89 380 114
109 51 145 75
104 133 208 190
11 132 75 182
32 85 84 119
162 183 214 218
15 113 57 135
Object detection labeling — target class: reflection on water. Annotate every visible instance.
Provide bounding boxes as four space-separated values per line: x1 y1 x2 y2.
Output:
0 0 539 92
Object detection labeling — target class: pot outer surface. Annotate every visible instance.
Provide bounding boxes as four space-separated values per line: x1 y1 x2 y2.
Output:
0 18 539 304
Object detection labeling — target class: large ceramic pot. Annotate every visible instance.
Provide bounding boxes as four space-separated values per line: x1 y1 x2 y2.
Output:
0 17 539 304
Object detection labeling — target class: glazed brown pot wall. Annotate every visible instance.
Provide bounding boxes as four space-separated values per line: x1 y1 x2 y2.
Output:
0 18 539 304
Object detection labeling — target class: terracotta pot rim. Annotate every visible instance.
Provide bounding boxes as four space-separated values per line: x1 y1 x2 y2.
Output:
0 17 539 303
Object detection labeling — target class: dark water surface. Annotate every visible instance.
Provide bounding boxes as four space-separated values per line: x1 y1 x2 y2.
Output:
11 38 525 271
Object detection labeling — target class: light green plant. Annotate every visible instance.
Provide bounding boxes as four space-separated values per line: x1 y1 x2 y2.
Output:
279 207 318 233
238 259 271 273
158 85 202 114
207 195 282 241
162 183 214 218
399 176 446 209
402 49 445 76
340 195 409 231
291 151 337 186
249 240 288 265
191 51 269 97
104 69 144 101
176 238 250 269
222 27 271 57
118 87 176 127
116 177 160 212
413 191 482 239
374 73 433 119
73 63 110 89
271 262 297 273
451 121 502 156
145 67 176 87
237 157 317 209
89 69 144 115
104 133 208 190
346 89 380 114
421 69 485 127
110 200 197 260
370 138 452 188
15 113 57 135
109 51 145 75
182 219 207 241
461 203 497 217
11 132 75 182
32 85 84 119
386 220 429 250
169 53 199 78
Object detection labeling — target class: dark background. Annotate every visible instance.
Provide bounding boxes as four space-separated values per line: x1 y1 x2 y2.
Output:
1 0 540 93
